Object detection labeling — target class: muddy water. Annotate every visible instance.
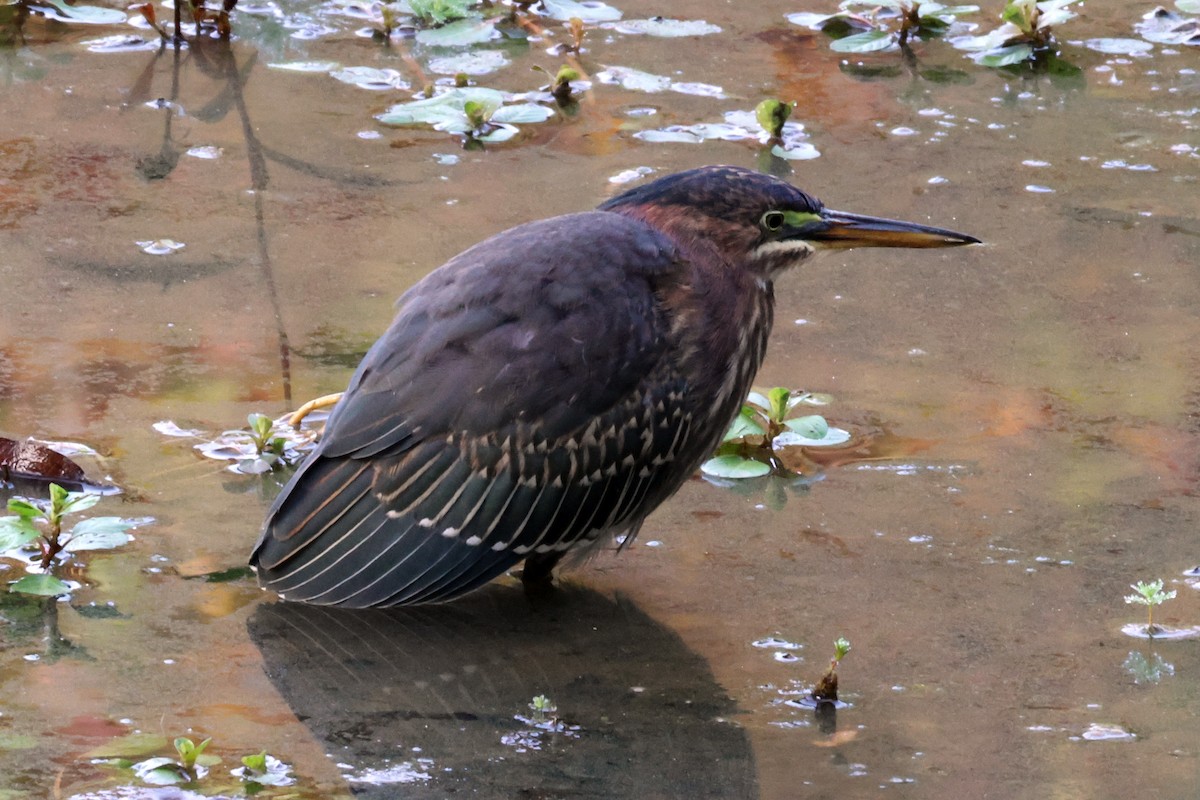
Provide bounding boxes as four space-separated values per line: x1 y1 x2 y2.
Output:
2 0 1199 797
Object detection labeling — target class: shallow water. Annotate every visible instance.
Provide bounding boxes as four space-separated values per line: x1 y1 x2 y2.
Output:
2 0 1199 797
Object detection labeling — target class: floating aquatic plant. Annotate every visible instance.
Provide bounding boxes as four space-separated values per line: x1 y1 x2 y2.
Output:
789 0 978 53
155 412 320 475
232 751 296 787
0 483 144 596
377 86 554 144
948 0 1081 66
131 736 220 785
635 108 819 160
1135 2 1200 46
701 387 846 479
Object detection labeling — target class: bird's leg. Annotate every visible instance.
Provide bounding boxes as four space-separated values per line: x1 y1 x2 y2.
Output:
288 393 344 429
520 551 564 589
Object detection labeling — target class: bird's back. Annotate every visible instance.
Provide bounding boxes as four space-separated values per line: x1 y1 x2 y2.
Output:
251 211 712 607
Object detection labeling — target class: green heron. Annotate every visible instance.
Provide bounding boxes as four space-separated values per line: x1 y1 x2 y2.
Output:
250 165 978 607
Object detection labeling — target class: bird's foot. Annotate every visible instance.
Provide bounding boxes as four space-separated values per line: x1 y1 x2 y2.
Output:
519 552 563 599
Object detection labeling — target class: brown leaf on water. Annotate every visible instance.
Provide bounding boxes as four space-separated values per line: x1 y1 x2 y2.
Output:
0 437 88 484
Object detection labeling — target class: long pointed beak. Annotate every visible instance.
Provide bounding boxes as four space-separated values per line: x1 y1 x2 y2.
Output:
807 209 980 250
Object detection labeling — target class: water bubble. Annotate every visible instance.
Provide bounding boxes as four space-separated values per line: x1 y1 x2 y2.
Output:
1025 185 1055 193
890 126 918 136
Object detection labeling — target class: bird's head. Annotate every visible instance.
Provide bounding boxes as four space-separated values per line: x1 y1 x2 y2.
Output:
599 165 979 278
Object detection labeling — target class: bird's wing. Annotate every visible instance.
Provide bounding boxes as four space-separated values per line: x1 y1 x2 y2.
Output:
251 211 696 607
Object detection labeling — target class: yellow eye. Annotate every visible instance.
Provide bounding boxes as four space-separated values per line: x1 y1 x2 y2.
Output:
761 211 786 231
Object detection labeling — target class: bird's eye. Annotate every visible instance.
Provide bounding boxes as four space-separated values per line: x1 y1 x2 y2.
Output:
761 211 786 231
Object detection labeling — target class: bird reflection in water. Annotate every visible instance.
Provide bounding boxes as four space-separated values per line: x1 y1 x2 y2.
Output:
248 585 758 798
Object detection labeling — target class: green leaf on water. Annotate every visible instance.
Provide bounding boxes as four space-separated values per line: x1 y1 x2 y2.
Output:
745 391 771 411
11 574 72 596
784 415 830 440
723 407 767 442
830 29 896 52
415 17 495 46
134 758 188 785
975 43 1034 66
6 499 44 519
476 124 520 142
700 455 772 479
767 387 791 423
62 490 102 515
490 103 554 124
63 517 133 552
0 517 41 551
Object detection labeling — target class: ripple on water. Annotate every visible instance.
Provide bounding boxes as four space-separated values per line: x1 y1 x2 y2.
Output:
1078 723 1136 742
1121 623 1200 639
344 759 435 784
752 636 802 650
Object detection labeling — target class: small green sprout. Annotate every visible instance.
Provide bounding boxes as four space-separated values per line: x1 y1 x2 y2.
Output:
754 98 794 141
132 736 219 785
529 694 557 723
174 737 211 773
377 2 401 38
247 413 287 459
1125 579 1176 634
833 637 851 662
533 64 582 105
235 750 295 787
812 636 851 702
552 65 580 104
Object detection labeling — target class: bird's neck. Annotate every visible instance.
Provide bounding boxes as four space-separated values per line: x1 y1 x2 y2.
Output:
612 201 777 444
663 241 777 455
